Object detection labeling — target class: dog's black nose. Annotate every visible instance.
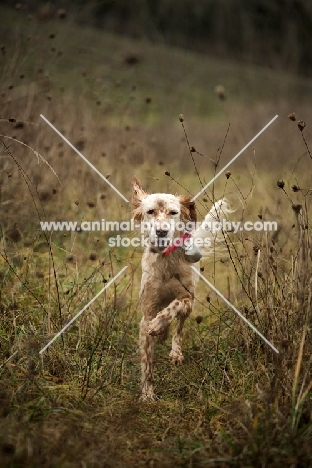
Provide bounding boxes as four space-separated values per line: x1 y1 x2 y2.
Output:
156 229 168 238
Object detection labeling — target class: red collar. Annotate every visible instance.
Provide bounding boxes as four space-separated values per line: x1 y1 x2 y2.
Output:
162 232 191 257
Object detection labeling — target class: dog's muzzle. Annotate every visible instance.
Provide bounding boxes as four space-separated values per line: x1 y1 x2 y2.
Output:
155 229 169 238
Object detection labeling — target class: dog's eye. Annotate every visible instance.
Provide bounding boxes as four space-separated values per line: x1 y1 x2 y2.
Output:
147 209 156 215
169 210 178 215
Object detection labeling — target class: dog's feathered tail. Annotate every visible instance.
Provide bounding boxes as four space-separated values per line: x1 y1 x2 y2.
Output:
192 198 233 257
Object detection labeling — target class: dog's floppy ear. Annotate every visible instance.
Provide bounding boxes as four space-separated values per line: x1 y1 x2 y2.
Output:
179 196 197 223
132 177 148 222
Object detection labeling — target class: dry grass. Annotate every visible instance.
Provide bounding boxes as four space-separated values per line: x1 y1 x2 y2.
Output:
0 5 311 467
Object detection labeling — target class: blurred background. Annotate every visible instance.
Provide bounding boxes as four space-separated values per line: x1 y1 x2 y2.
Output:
1 0 312 74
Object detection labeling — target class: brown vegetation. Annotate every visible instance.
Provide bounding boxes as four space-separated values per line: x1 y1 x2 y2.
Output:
0 5 311 467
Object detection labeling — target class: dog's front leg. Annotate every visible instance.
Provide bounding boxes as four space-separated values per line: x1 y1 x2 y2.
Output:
147 297 192 336
147 297 192 364
139 316 155 401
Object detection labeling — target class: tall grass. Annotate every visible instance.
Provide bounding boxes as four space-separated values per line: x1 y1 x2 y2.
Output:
0 5 311 467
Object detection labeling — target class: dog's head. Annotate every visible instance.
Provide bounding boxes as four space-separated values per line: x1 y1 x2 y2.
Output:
132 177 196 253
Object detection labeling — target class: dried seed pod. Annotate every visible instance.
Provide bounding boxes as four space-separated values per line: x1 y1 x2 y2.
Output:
253 245 260 255
214 85 226 100
7 226 22 243
57 8 67 19
297 120 306 131
292 204 302 213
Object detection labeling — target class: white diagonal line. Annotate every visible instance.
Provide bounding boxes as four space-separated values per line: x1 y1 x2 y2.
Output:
0 350 18 370
191 115 278 201
191 267 279 353
40 114 129 202
39 266 128 354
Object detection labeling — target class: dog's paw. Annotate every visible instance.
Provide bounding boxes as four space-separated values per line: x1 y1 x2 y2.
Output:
147 317 166 336
139 389 157 402
169 350 184 365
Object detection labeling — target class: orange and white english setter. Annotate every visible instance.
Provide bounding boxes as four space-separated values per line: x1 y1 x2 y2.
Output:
132 177 230 401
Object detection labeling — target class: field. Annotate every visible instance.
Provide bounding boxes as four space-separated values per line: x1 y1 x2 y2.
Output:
0 5 311 467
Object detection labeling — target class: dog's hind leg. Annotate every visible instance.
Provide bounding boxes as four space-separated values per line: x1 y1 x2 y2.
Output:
139 317 156 401
170 314 187 364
